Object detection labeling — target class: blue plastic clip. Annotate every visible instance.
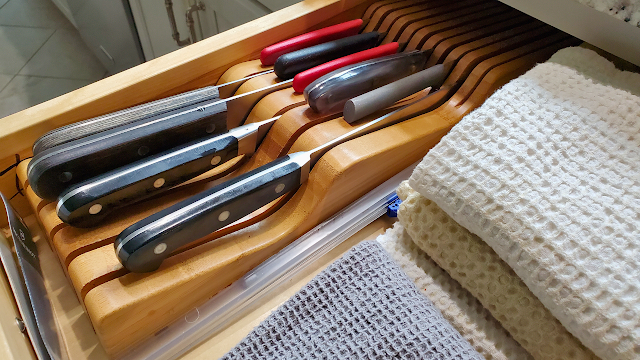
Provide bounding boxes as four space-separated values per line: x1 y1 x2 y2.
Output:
386 193 402 218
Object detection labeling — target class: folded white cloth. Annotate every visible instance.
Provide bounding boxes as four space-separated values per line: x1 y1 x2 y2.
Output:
573 0 640 26
548 47 640 97
377 222 533 360
409 47 640 360
396 181 597 360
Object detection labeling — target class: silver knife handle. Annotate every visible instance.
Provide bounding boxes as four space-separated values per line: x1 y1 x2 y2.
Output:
32 85 220 155
114 151 311 273
56 128 248 228
343 63 449 123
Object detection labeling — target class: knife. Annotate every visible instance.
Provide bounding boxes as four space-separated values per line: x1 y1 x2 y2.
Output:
31 72 274 156
1 193 65 360
273 31 382 79
115 86 454 273
304 49 432 114
28 32 388 202
56 55 448 227
32 19 365 156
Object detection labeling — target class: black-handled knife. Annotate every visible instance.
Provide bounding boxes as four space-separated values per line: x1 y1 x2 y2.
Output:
57 62 450 227
57 116 279 227
274 32 383 79
27 78 293 201
115 85 454 272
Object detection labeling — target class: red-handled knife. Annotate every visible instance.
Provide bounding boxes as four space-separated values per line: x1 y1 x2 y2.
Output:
292 42 400 93
261 19 363 65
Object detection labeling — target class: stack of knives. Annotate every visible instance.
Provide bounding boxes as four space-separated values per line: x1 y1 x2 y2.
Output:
27 19 450 273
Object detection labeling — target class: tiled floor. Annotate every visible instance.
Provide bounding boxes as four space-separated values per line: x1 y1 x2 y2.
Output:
0 0 106 119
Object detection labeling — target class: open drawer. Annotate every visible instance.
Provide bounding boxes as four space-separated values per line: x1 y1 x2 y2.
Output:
0 0 591 357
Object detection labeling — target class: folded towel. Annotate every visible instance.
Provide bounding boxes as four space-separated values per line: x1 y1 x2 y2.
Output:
548 47 640 97
377 221 533 360
396 182 597 360
409 47 640 359
573 0 640 26
222 241 483 360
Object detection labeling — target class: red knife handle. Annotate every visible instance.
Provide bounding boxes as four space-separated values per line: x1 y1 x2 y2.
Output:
292 42 399 93
260 19 363 66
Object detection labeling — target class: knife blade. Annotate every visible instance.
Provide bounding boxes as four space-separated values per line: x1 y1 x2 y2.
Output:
115 86 454 273
56 54 449 227
1 193 65 360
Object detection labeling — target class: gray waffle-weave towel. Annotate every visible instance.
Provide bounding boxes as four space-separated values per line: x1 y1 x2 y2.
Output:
222 240 483 360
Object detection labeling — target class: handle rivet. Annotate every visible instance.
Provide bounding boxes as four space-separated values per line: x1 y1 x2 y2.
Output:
154 243 167 254
58 171 72 183
206 124 216 133
154 178 165 188
15 318 25 333
218 210 230 222
275 183 285 193
211 156 221 166
138 146 150 156
89 204 102 215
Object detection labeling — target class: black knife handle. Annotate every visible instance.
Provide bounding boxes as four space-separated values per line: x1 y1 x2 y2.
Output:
28 100 228 201
115 152 310 273
274 32 380 80
57 133 240 228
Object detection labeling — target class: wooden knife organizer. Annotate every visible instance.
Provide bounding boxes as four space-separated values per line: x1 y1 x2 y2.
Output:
2 0 580 356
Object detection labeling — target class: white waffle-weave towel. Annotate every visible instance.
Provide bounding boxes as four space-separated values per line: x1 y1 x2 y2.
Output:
409 47 640 360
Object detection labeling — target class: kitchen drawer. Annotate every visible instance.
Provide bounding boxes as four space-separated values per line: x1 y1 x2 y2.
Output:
0 0 378 357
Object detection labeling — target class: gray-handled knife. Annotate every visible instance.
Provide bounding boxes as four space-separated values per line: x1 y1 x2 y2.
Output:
304 50 432 114
115 85 454 273
32 70 272 155
56 58 449 227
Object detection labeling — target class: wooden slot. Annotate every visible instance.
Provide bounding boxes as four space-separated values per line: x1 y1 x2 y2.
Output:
363 0 432 33
243 90 307 125
215 60 272 86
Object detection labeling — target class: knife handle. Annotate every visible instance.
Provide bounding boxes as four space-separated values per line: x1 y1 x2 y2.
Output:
343 62 452 123
115 152 310 273
56 132 241 228
28 100 228 201
292 42 399 93
260 19 363 66
304 50 430 115
274 32 381 80
32 85 220 155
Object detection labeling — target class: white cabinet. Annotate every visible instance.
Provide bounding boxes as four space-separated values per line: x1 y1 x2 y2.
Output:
129 0 211 60
129 0 301 61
